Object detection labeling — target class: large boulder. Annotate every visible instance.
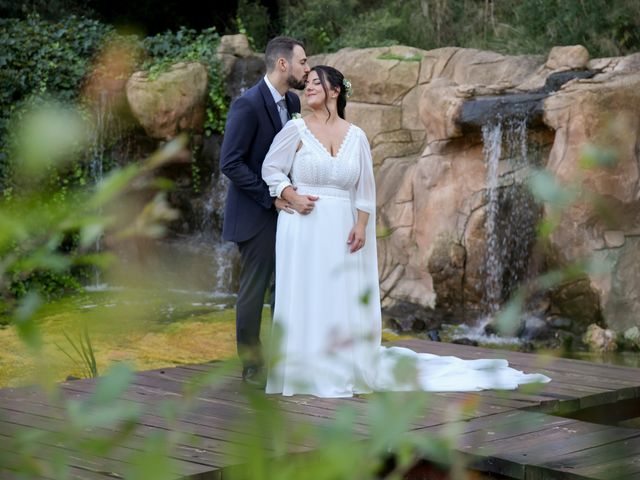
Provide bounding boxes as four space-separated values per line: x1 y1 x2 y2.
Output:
372 44 640 335
322 46 422 105
309 46 427 185
126 62 208 140
545 45 590 71
543 68 640 332
216 34 265 100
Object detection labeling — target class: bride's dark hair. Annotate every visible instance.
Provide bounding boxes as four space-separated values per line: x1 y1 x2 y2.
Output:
310 65 347 120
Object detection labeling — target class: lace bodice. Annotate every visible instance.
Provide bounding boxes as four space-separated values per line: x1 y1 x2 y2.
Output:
262 118 375 214
290 124 360 190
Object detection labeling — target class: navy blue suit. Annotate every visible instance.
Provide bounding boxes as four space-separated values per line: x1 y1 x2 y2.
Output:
220 78 301 368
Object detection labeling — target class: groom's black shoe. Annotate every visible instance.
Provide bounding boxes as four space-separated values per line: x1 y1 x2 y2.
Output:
242 366 266 388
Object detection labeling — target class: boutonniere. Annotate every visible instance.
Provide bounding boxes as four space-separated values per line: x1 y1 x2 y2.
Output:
291 113 302 120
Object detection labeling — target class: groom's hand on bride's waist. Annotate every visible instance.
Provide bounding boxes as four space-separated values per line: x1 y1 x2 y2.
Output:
274 197 294 214
281 186 318 215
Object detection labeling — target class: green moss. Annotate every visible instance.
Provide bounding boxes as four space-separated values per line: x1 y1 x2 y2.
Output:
376 52 422 62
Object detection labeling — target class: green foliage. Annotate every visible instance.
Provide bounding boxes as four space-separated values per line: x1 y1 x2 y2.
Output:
1 99 184 335
235 0 271 51
1 17 229 183
0 17 230 296
277 0 640 56
279 0 359 53
0 0 96 20
55 322 98 378
491 0 640 56
0 15 113 186
2 100 96 301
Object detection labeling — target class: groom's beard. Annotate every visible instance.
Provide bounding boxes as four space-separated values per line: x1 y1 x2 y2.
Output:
287 73 306 91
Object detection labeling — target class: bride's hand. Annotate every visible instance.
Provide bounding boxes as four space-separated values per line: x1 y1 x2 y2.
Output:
347 224 366 253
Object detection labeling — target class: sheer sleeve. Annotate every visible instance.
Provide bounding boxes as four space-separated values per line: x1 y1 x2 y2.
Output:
354 128 376 215
262 119 302 198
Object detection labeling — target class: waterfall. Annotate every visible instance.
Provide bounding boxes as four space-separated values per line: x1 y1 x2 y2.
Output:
193 62 258 296
481 116 540 316
198 171 238 295
481 120 503 315
86 90 112 289
84 88 135 290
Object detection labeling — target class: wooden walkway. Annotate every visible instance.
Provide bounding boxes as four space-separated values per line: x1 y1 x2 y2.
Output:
1 339 640 479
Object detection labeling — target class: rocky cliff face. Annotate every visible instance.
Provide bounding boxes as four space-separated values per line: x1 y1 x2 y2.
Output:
311 44 640 336
123 36 640 336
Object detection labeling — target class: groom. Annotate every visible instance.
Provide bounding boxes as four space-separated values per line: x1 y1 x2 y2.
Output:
220 37 311 385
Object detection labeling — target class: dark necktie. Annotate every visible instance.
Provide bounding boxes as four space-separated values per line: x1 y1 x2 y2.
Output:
276 98 288 127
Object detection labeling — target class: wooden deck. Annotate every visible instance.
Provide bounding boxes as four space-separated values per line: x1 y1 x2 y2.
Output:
1 339 640 479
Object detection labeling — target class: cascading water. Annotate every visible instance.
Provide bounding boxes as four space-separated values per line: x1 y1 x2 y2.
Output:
197 171 238 295
86 90 117 290
83 87 138 292
186 62 253 295
480 116 541 318
481 120 503 315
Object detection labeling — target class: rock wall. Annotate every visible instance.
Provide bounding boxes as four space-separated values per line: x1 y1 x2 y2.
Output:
311 44 640 335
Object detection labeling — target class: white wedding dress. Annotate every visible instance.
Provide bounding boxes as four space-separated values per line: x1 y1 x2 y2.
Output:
261 118 550 397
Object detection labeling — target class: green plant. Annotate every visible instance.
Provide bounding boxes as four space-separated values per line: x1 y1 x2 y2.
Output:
278 0 640 56
0 18 232 297
0 15 114 187
55 322 98 378
235 0 270 51
0 98 185 347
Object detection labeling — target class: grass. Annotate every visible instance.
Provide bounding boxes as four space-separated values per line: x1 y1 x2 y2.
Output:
0 289 242 387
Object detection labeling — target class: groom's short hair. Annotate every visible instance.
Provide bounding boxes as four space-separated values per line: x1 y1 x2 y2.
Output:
265 36 304 72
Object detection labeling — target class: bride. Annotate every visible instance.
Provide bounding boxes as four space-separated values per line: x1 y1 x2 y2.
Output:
261 65 550 397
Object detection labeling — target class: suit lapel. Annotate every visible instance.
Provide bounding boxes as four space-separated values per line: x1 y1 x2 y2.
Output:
258 80 282 133
285 93 297 116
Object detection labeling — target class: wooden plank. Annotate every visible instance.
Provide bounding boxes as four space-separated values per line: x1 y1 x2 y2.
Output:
484 424 640 480
0 404 244 471
456 411 574 441
2 339 640 480
0 448 118 480
134 369 485 429
451 420 606 479
0 411 224 478
56 381 338 450
543 454 640 480
0 393 276 457
1 431 198 480
0 401 246 474
537 434 640 479
169 363 532 421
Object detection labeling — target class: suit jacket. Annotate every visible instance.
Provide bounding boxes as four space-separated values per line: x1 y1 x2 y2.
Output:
220 79 301 243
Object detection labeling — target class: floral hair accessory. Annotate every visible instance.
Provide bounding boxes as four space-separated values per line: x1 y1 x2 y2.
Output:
342 78 353 98
291 112 302 120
